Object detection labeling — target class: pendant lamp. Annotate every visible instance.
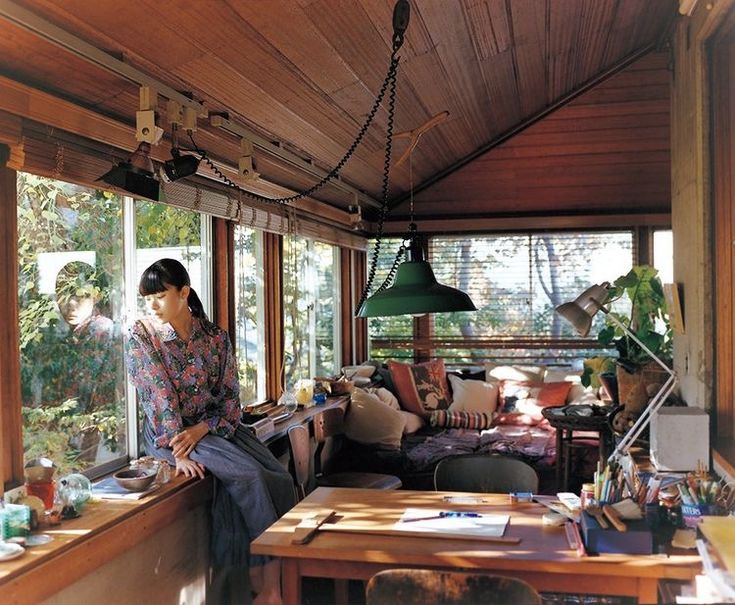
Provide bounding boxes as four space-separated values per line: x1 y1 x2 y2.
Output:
356 225 477 317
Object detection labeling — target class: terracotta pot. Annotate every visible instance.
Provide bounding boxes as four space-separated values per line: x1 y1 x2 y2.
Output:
615 362 669 414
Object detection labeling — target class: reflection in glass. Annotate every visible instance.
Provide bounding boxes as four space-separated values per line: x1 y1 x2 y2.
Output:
17 173 127 475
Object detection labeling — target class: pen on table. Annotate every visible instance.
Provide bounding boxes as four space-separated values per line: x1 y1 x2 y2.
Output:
402 511 482 522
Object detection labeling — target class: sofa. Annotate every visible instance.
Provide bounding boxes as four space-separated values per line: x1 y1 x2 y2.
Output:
332 359 606 492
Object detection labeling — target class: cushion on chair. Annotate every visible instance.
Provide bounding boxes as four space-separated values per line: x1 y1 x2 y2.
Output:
388 359 452 416
346 388 406 449
447 374 499 414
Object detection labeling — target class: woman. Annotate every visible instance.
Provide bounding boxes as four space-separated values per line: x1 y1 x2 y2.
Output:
125 258 294 605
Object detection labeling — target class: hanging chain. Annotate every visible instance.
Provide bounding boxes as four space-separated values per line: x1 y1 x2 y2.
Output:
187 35 405 207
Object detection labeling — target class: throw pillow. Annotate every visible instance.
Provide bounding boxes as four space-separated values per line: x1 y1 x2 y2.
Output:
485 362 546 383
368 386 400 410
400 411 426 434
346 388 406 449
388 359 451 416
447 374 499 414
494 380 571 426
430 409 493 430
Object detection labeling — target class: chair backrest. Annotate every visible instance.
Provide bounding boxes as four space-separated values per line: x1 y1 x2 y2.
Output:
313 406 346 476
366 569 541 605
287 424 311 501
433 454 539 493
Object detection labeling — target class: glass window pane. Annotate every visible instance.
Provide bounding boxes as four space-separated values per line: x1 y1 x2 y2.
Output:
653 230 673 284
234 226 265 404
314 241 338 377
429 232 634 365
18 172 127 475
134 201 204 314
283 235 340 388
365 237 414 361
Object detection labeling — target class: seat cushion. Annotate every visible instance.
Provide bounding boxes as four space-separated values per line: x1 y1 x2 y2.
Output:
318 472 402 490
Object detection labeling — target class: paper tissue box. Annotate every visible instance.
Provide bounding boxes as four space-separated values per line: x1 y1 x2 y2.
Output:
580 511 653 555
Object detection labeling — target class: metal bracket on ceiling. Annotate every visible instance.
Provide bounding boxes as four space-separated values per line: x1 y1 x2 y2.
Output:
239 139 259 181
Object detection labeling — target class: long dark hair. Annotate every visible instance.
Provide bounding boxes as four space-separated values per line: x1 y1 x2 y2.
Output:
138 258 208 321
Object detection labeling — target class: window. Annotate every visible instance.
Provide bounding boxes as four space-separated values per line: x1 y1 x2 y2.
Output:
18 172 127 475
283 235 340 386
364 237 414 360
653 230 673 284
234 226 266 404
429 232 634 364
135 201 209 317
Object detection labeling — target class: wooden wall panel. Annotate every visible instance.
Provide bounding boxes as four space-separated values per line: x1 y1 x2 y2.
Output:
263 232 284 401
213 218 235 339
404 52 672 220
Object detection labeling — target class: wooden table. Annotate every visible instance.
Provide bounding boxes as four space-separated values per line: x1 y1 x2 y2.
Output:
251 487 702 605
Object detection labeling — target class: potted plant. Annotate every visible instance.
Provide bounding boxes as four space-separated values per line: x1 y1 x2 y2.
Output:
595 265 673 413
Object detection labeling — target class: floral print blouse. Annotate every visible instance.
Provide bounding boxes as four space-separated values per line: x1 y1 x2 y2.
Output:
126 317 241 449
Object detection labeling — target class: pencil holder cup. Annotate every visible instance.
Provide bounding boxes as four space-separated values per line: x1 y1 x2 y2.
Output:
681 503 717 528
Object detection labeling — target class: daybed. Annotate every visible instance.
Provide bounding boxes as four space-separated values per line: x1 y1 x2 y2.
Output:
332 360 606 492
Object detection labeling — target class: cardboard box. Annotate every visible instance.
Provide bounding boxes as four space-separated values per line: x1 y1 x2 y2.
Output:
650 407 709 472
580 511 653 555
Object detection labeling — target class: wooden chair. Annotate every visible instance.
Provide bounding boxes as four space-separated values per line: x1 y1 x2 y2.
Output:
433 454 539 494
366 569 541 605
288 407 401 500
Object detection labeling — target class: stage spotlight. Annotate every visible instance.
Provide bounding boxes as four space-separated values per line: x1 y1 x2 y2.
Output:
98 142 160 201
161 148 200 182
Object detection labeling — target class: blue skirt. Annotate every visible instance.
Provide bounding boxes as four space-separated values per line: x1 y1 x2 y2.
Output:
144 421 295 567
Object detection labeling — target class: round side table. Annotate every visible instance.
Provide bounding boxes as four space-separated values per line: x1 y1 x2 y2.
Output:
542 405 612 492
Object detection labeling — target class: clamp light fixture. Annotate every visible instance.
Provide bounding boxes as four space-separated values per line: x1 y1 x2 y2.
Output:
555 283 678 461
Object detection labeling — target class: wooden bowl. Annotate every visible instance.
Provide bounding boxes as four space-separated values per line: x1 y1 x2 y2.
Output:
113 468 157 492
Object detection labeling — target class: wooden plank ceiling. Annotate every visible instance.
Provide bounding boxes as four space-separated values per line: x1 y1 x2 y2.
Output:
0 0 676 224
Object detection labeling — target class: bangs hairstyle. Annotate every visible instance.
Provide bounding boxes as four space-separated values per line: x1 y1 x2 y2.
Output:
138 259 190 296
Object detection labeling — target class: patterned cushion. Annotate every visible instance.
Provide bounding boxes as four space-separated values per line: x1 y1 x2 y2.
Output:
430 409 493 430
388 359 451 417
494 380 572 426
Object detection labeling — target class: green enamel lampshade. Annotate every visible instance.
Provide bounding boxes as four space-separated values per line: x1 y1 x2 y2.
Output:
356 257 477 318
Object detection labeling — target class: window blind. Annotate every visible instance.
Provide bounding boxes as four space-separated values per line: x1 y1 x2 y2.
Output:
428 231 635 338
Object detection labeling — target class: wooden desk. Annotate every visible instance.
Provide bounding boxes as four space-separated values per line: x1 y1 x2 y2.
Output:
251 487 702 605
256 396 349 445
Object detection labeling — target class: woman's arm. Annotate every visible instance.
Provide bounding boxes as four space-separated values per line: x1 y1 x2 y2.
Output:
125 321 184 448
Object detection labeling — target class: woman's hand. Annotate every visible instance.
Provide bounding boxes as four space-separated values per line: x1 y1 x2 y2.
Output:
174 455 206 479
170 421 209 458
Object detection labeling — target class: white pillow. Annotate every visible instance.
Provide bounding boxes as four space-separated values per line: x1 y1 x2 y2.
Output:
400 411 425 434
567 387 601 406
544 369 581 384
368 386 400 410
447 374 499 414
346 388 406 449
485 362 546 382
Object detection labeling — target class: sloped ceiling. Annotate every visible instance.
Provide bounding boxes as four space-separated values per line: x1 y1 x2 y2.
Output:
0 0 676 223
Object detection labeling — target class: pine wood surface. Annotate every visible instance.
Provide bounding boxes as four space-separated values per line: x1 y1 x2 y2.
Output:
252 487 701 605
0 475 210 604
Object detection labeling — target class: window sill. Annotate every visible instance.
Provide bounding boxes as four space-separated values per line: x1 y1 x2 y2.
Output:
0 474 212 603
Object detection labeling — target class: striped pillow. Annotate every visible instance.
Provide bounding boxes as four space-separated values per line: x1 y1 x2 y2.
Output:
430 409 493 430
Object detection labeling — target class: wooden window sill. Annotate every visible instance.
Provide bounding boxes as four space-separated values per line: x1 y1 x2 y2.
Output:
0 474 212 604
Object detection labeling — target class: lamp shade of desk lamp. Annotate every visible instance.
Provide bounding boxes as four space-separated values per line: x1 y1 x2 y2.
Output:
554 283 677 462
356 238 477 317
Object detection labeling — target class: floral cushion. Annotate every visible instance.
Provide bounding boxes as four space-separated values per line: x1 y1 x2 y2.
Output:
388 359 451 417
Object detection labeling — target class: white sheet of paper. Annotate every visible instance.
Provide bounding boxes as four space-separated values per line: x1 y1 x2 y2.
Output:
394 508 510 537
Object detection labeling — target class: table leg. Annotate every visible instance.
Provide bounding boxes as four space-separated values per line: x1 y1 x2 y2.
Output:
281 559 301 605
554 427 563 491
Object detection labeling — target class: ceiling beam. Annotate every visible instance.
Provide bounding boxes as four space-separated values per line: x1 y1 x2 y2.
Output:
0 0 379 210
